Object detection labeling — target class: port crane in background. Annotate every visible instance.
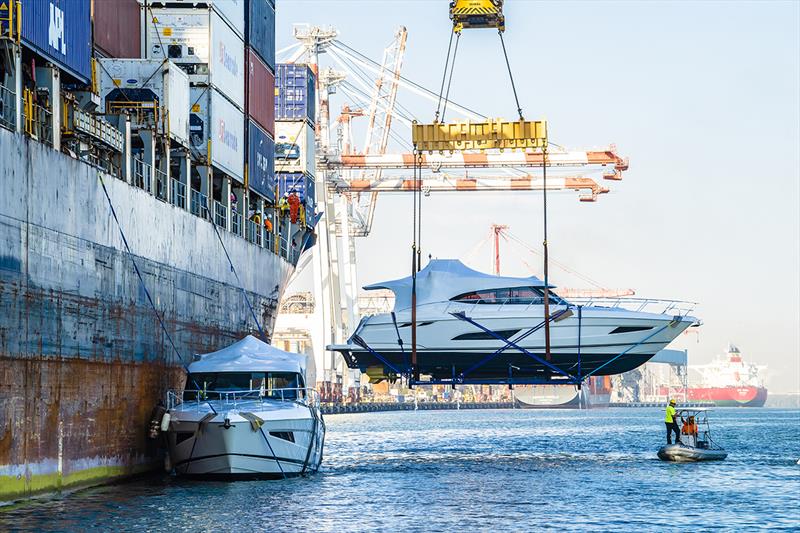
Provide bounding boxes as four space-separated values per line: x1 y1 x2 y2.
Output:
480 224 635 298
278 22 631 401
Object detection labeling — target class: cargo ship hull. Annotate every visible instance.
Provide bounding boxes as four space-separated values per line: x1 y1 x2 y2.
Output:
0 130 293 502
685 386 768 407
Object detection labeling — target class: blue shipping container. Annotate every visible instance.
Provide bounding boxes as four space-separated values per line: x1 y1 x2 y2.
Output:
277 172 313 202
248 120 276 202
246 0 275 72
275 63 316 126
18 0 92 83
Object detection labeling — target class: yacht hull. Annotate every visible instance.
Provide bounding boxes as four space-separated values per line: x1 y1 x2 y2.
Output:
166 406 325 477
336 307 695 381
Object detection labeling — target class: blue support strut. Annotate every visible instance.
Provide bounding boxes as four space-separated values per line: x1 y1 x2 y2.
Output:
581 323 671 379
450 310 576 380
351 334 408 377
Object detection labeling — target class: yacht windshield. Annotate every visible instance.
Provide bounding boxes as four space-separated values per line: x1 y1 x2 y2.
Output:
451 286 565 305
186 372 304 400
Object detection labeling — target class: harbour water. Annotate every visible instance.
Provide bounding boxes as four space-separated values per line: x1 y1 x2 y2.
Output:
2 408 798 531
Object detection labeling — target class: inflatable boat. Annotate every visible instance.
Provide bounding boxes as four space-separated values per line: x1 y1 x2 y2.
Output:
657 408 727 462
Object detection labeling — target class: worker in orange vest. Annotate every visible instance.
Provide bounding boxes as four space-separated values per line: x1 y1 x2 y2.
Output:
288 191 301 224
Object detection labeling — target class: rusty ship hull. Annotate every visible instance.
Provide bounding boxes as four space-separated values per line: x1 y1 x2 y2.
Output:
0 130 293 502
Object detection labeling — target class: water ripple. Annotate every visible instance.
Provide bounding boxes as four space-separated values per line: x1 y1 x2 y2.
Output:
1 408 799 532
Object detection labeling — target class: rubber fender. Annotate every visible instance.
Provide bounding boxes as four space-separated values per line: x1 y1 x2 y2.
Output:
160 412 171 432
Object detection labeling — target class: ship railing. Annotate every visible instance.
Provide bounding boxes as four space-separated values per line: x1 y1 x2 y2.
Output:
154 167 168 201
214 201 227 229
167 387 321 411
0 81 14 131
564 297 697 317
246 220 262 246
171 178 186 209
190 189 208 218
429 296 697 318
264 229 273 252
22 88 52 146
231 211 242 236
280 235 289 259
132 157 152 193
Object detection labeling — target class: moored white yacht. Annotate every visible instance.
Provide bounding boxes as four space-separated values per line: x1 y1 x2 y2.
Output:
164 336 325 478
330 260 698 383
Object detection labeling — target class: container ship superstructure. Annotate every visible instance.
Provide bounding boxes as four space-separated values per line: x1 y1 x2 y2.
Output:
683 344 767 407
0 0 318 502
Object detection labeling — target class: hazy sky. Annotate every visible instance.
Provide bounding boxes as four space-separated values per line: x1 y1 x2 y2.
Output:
277 1 800 393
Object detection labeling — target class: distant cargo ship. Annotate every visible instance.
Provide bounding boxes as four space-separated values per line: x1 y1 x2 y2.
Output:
515 376 612 409
683 345 768 407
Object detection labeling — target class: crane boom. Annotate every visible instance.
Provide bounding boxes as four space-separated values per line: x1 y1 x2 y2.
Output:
337 175 609 201
326 149 629 172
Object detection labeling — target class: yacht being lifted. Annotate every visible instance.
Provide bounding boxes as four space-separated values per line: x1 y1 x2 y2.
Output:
330 260 698 385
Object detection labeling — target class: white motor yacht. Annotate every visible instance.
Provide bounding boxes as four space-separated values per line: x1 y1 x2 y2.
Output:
330 260 698 383
164 336 325 478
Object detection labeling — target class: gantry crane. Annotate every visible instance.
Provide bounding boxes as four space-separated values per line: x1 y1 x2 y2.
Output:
279 21 631 397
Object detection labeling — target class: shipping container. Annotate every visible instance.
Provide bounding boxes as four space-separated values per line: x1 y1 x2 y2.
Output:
275 63 316 126
146 8 244 109
93 0 141 58
98 59 190 146
305 173 317 213
245 0 275 72
13 0 92 83
246 48 274 136
190 86 245 180
144 0 244 38
274 120 315 176
247 119 275 202
276 172 314 203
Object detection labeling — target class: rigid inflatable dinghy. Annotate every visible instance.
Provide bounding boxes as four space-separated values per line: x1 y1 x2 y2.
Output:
657 408 727 462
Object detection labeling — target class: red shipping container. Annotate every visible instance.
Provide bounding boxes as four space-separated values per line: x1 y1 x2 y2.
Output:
92 0 141 58
246 47 275 137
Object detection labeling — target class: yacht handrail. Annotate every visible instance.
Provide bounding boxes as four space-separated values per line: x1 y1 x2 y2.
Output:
401 296 697 318
167 387 321 411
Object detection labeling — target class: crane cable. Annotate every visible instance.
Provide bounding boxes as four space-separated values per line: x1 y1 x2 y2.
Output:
434 30 456 122
498 31 524 121
438 32 461 123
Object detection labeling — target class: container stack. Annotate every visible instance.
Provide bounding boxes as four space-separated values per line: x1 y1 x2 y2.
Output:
275 63 317 225
144 2 247 185
245 0 277 204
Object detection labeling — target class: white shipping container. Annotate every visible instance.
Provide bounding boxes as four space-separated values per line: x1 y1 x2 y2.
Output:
98 58 191 147
189 86 245 180
146 9 245 109
141 0 245 38
275 121 316 177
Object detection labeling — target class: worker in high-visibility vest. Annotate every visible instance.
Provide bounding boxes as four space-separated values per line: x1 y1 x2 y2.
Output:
665 399 682 445
278 196 289 218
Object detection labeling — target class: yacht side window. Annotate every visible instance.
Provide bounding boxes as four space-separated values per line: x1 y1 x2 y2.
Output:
451 286 565 305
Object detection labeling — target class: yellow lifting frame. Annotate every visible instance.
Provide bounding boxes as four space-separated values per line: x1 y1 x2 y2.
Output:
450 0 505 33
412 119 547 153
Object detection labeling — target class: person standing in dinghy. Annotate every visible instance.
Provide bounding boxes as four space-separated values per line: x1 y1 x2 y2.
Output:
665 399 682 445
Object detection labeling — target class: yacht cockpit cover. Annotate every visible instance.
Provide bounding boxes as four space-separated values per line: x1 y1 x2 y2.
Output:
363 259 549 312
188 335 306 376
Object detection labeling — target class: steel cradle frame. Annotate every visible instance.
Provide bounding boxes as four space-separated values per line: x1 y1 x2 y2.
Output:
349 305 675 389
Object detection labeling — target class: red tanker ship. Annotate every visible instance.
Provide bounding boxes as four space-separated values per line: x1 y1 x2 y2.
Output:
684 344 768 407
